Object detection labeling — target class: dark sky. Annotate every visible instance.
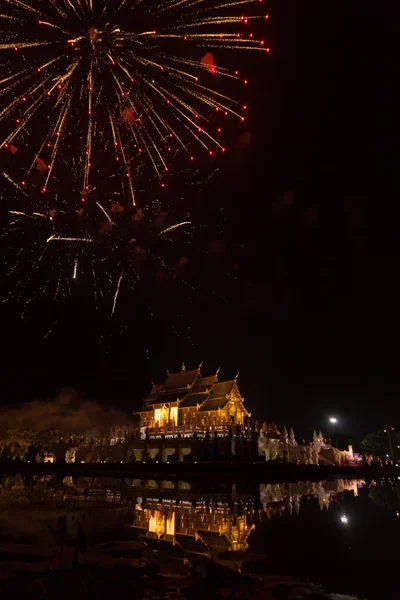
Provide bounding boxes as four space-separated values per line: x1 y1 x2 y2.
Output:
1 0 399 438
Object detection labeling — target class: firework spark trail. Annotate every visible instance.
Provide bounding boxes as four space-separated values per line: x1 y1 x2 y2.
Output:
159 221 191 235
73 257 78 279
111 272 123 317
47 235 94 243
96 202 113 223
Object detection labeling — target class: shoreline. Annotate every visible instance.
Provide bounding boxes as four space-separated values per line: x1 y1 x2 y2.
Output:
0 460 398 481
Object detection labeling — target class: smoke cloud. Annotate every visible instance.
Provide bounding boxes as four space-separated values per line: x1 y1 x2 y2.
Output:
0 388 129 435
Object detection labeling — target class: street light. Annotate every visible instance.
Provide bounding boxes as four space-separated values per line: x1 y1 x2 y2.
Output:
329 417 338 445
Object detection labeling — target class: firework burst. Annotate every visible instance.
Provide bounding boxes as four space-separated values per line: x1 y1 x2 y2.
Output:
0 0 269 204
1 1 268 343
1 168 224 339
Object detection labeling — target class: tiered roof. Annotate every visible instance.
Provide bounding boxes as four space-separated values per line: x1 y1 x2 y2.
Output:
160 367 199 391
140 364 247 414
198 380 236 412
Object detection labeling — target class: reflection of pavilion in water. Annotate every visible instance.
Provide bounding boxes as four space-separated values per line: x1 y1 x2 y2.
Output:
130 493 255 568
260 479 363 519
128 478 364 570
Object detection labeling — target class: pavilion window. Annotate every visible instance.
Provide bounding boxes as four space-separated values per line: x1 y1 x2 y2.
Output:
170 406 178 425
154 408 162 425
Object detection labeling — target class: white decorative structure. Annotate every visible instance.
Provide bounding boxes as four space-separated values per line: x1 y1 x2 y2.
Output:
258 426 347 466
65 448 77 463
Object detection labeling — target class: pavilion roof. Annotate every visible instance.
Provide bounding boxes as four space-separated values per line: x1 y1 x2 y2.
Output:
175 534 209 554
198 398 230 412
140 367 244 414
144 390 188 407
141 536 186 558
191 374 219 394
179 392 208 408
159 367 200 392
197 530 231 552
209 380 236 398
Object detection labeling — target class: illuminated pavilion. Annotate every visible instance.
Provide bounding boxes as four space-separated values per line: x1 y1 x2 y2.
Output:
136 363 251 430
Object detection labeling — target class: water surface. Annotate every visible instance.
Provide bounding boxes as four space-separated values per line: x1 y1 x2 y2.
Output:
0 474 399 599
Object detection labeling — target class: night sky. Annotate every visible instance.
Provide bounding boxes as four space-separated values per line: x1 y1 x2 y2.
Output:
1 1 399 439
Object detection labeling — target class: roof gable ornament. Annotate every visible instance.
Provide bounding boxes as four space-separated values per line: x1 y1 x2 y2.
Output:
235 372 240 381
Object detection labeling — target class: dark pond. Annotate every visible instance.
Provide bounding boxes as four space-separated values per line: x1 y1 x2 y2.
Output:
0 474 399 599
